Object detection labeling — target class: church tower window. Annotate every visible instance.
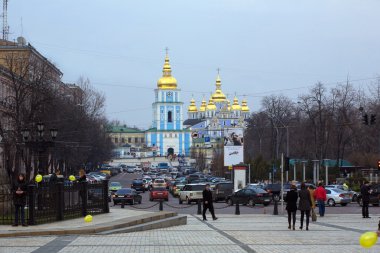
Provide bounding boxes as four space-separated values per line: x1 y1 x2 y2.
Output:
168 111 173 122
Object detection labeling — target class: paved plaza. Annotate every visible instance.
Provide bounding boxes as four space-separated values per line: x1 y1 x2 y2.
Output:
0 213 379 253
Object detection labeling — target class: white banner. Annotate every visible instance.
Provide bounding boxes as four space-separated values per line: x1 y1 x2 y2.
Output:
224 146 244 166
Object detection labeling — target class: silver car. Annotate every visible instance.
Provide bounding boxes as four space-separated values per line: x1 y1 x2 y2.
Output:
325 185 358 202
326 188 351 206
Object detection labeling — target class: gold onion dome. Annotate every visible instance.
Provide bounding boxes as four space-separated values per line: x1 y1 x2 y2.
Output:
211 74 227 102
231 96 241 110
157 53 177 90
199 98 207 112
227 100 231 111
241 99 250 112
206 98 217 111
188 98 198 112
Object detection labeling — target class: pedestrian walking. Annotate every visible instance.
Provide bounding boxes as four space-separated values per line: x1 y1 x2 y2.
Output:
12 173 28 227
299 183 312 230
78 169 87 182
308 185 317 222
314 183 327 217
361 181 371 219
285 184 298 230
202 184 217 221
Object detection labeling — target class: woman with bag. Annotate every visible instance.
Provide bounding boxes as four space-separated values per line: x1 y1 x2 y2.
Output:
299 183 312 230
12 173 28 226
308 185 317 222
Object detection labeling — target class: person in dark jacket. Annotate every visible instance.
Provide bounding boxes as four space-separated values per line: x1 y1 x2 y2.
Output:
202 184 217 221
285 184 298 230
361 181 371 218
298 183 312 230
12 173 28 226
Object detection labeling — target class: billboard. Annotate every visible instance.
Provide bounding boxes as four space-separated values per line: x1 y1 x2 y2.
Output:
224 128 244 166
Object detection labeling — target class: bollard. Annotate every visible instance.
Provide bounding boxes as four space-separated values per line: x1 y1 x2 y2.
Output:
235 201 240 215
159 200 163 211
121 199 125 208
197 200 202 215
273 197 278 215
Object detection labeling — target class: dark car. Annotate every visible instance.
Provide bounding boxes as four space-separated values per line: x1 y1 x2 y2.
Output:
131 179 145 192
213 182 233 202
263 184 283 198
357 183 380 207
113 188 142 205
226 188 272 206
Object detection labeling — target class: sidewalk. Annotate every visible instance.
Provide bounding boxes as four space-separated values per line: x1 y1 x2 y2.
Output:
0 209 175 237
1 213 379 252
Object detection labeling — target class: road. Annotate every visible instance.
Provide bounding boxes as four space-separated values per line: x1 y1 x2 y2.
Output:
108 172 380 216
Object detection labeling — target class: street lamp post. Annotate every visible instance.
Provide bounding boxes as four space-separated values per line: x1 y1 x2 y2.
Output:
324 159 330 185
301 160 307 182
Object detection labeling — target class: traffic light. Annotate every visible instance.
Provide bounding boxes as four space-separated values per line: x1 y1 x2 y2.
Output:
370 114 376 125
362 114 369 125
377 160 380 170
284 156 290 171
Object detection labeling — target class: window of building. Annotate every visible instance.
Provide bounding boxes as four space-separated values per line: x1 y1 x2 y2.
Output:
141 137 145 143
168 111 172 122
135 137 138 143
121 138 125 143
128 138 132 143
169 133 172 138
114 137 118 143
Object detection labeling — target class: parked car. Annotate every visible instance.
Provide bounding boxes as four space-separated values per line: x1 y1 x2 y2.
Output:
109 182 122 192
226 188 272 206
325 188 351 206
325 185 358 202
357 183 380 207
179 184 206 204
263 183 282 198
152 179 166 189
126 167 136 173
113 188 142 205
131 179 145 192
150 187 169 201
213 182 234 202
135 167 143 173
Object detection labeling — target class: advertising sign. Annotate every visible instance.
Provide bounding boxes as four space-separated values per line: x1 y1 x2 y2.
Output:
223 128 244 166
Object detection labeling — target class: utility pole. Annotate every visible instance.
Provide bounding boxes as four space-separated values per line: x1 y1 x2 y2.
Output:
281 153 284 215
302 160 307 182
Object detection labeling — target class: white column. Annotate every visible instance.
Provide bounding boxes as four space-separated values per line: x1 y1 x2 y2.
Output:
325 164 329 185
293 163 296 181
302 162 306 182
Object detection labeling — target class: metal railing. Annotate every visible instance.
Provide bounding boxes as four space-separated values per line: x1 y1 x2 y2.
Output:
0 180 109 225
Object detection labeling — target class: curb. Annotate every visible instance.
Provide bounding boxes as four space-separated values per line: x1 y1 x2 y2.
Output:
0 211 179 237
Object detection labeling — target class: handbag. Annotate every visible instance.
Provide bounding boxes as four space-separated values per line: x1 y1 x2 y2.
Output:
312 209 317 222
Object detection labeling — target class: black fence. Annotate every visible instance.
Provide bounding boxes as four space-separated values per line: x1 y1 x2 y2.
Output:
0 180 109 225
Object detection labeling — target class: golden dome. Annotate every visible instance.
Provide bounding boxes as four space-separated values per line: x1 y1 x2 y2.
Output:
241 99 250 112
211 74 227 102
157 54 177 90
206 98 217 111
227 100 231 111
188 98 198 112
231 96 241 110
199 98 207 112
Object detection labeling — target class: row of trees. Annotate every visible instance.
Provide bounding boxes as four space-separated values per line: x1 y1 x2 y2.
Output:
0 52 114 184
244 78 380 181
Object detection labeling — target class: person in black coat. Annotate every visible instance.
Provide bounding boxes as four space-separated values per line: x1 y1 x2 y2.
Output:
202 184 217 221
298 183 312 230
360 181 371 218
12 173 28 226
285 184 298 230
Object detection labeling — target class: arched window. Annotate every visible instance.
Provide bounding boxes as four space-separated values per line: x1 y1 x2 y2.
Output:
168 111 172 122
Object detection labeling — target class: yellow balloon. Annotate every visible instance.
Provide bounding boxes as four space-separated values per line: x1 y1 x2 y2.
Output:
359 232 378 248
84 215 93 223
69 175 76 181
35 174 42 183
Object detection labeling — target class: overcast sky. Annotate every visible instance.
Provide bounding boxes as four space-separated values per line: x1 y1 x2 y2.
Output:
10 0 380 128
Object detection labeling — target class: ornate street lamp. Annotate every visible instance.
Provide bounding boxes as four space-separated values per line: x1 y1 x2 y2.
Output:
50 128 58 140
21 128 30 141
37 122 44 138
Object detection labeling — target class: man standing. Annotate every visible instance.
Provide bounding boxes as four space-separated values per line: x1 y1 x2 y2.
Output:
202 184 217 221
361 181 371 218
314 183 327 217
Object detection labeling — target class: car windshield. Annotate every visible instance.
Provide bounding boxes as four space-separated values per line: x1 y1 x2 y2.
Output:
253 188 267 194
110 182 121 187
190 185 206 191
116 189 132 194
